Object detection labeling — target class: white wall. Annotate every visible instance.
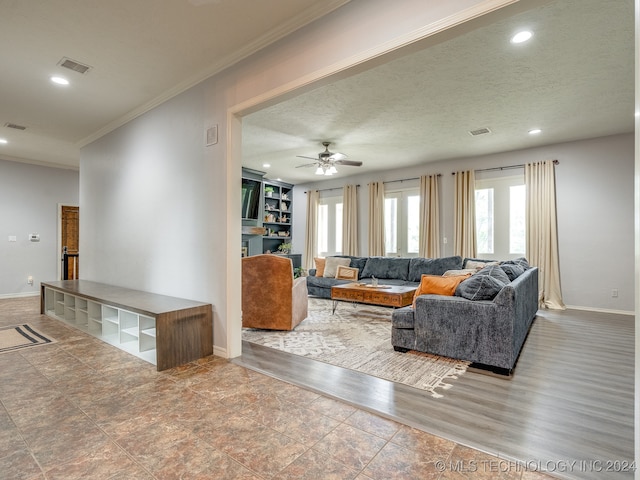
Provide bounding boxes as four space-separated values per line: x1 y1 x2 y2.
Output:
293 133 634 313
80 0 504 357
0 160 79 297
81 86 210 300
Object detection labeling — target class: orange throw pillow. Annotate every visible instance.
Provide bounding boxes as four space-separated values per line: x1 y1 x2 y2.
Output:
314 257 326 277
412 273 471 307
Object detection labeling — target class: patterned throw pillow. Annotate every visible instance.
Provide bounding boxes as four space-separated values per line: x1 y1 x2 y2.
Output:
335 265 359 281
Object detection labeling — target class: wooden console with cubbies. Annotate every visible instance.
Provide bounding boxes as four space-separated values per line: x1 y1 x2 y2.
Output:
40 280 213 371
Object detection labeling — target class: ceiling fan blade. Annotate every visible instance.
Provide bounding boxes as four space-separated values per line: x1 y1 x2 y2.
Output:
296 155 318 161
295 162 318 168
334 159 362 167
329 152 347 161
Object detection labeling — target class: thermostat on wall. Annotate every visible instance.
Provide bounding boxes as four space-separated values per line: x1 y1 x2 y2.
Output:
29 234 40 242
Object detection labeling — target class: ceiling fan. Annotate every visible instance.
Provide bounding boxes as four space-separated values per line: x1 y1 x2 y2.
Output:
296 142 363 175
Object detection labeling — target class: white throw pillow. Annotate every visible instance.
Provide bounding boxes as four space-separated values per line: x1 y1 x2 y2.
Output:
323 257 351 278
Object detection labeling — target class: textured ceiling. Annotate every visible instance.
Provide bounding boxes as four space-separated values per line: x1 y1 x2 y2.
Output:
0 0 348 168
242 0 635 184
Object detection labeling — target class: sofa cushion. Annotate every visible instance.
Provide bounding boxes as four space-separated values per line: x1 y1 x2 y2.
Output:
346 257 368 277
455 274 505 300
412 273 470 307
314 257 326 277
379 279 416 287
476 264 511 284
323 257 351 278
361 257 411 280
500 263 525 281
501 257 531 270
408 256 463 282
455 264 508 301
307 275 351 289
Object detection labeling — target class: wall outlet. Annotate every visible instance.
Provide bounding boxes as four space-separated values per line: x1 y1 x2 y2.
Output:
27 276 33 286
611 288 618 298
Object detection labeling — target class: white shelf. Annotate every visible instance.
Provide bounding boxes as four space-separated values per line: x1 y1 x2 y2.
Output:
41 281 212 371
42 288 158 367
141 327 156 337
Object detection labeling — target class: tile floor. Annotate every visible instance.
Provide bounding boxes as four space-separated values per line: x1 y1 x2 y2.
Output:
0 297 553 479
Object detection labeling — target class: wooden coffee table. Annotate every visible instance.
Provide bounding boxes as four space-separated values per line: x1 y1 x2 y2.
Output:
331 283 417 314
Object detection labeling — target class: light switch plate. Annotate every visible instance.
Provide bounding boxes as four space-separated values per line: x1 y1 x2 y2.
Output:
206 125 218 146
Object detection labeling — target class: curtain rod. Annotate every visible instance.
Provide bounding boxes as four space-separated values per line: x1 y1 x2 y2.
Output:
452 159 559 175
383 174 441 185
304 184 360 194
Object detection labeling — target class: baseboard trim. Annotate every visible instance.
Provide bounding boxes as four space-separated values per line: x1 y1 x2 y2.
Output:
565 304 634 316
0 292 40 299
213 345 228 359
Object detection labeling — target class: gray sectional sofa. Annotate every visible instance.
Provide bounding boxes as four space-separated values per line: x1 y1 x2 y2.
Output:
308 255 538 374
391 262 538 373
307 255 463 298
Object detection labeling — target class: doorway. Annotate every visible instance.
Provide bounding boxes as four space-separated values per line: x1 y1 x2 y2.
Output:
60 205 79 280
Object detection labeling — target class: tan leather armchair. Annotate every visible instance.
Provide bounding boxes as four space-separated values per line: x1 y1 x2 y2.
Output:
242 254 308 330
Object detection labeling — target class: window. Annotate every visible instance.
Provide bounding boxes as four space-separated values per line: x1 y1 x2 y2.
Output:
384 189 420 257
475 175 525 260
317 195 343 256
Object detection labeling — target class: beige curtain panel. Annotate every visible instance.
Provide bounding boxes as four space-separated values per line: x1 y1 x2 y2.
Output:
303 189 319 271
525 160 565 310
453 170 477 258
418 175 440 258
368 181 385 256
342 184 359 255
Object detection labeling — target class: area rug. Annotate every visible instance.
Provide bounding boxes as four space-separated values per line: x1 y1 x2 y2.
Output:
243 298 469 397
0 324 57 354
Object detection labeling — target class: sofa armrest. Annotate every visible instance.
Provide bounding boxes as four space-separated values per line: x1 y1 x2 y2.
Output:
413 294 513 366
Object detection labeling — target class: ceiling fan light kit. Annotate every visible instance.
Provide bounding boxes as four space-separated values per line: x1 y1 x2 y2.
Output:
297 141 363 176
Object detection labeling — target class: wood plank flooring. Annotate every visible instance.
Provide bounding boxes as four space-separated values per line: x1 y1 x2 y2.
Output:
234 307 635 480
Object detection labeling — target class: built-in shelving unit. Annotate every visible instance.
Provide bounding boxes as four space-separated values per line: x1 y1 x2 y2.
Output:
262 180 293 254
41 280 213 370
241 168 296 257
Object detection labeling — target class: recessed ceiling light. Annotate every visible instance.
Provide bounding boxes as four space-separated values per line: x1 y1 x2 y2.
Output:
528 128 542 135
262 163 271 168
511 31 533 44
0 138 7 144
50 76 69 85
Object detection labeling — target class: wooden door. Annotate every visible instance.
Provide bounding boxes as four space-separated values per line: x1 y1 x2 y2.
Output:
61 206 79 279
